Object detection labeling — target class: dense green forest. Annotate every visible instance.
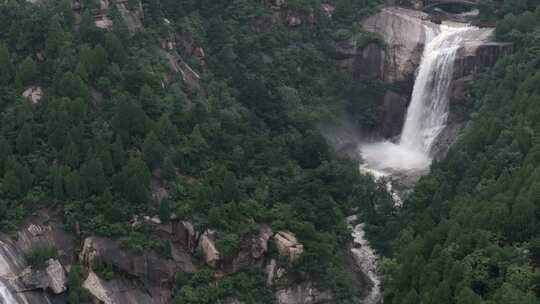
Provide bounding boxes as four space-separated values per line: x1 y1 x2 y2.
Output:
0 0 390 303
369 3 540 304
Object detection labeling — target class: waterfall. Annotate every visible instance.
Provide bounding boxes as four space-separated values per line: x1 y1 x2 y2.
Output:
354 18 493 304
399 24 474 153
360 23 486 178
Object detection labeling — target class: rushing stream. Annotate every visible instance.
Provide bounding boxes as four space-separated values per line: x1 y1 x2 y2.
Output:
353 22 494 304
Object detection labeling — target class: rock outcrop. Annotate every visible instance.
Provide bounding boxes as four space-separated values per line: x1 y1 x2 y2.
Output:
0 210 73 304
351 6 511 140
275 284 332 304
199 230 221 268
274 231 304 263
361 7 435 84
83 271 156 304
14 210 75 267
18 259 67 294
80 237 177 281
22 86 43 104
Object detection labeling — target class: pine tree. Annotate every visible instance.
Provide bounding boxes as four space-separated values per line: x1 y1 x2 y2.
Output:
140 85 160 118
19 57 37 85
65 170 82 199
121 158 151 204
111 136 125 169
161 156 176 182
0 44 13 86
80 10 98 43
34 157 48 181
67 265 83 304
19 164 34 193
16 123 33 155
3 170 21 199
81 158 106 196
0 135 11 175
90 45 108 79
99 149 114 176
64 141 80 168
142 131 165 168
53 170 65 200
159 198 171 224
46 15 66 59
157 114 179 145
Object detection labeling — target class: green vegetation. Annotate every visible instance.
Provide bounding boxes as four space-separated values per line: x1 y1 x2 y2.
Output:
0 0 386 302
26 246 58 269
67 265 92 304
370 4 540 304
173 268 273 304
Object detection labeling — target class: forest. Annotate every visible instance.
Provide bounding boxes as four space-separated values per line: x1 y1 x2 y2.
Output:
3 0 540 303
0 0 389 303
367 2 540 304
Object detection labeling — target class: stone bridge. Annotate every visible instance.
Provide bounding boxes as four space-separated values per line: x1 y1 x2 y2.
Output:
422 0 479 11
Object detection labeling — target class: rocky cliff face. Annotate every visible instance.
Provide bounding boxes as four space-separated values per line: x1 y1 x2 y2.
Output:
0 210 343 304
361 7 436 84
351 6 511 144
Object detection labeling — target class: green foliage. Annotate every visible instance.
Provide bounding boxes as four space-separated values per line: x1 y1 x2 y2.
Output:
19 57 37 85
67 265 91 304
92 260 115 281
173 268 273 304
26 246 58 269
0 0 387 299
159 198 171 224
375 6 540 304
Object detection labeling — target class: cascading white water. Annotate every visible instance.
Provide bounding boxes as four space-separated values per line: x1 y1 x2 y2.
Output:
354 19 494 304
360 23 487 178
399 24 473 153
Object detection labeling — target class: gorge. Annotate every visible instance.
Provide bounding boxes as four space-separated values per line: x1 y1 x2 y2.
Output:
344 6 512 304
0 1 523 304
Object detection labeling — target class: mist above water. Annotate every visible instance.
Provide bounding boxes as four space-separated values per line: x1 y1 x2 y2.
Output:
360 24 487 179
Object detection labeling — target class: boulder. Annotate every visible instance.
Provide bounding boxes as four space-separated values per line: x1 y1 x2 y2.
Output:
174 221 200 253
115 0 144 32
80 237 177 299
45 259 67 294
18 259 67 294
274 231 304 263
83 271 156 304
22 86 43 104
200 230 221 268
265 259 286 287
275 284 333 304
252 225 273 259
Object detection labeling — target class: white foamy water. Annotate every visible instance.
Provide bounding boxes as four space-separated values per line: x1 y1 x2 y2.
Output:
353 23 494 304
360 23 491 179
0 281 18 304
347 216 381 304
400 24 473 153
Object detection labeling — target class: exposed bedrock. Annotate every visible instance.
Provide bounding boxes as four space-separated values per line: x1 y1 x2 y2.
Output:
348 6 511 141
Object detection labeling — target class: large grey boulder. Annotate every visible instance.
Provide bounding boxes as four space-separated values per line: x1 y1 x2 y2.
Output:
83 271 156 304
18 259 67 294
275 284 333 304
274 231 304 263
80 237 177 300
199 230 221 268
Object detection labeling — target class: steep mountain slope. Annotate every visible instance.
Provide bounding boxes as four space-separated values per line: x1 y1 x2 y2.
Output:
367 4 540 304
0 0 391 303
